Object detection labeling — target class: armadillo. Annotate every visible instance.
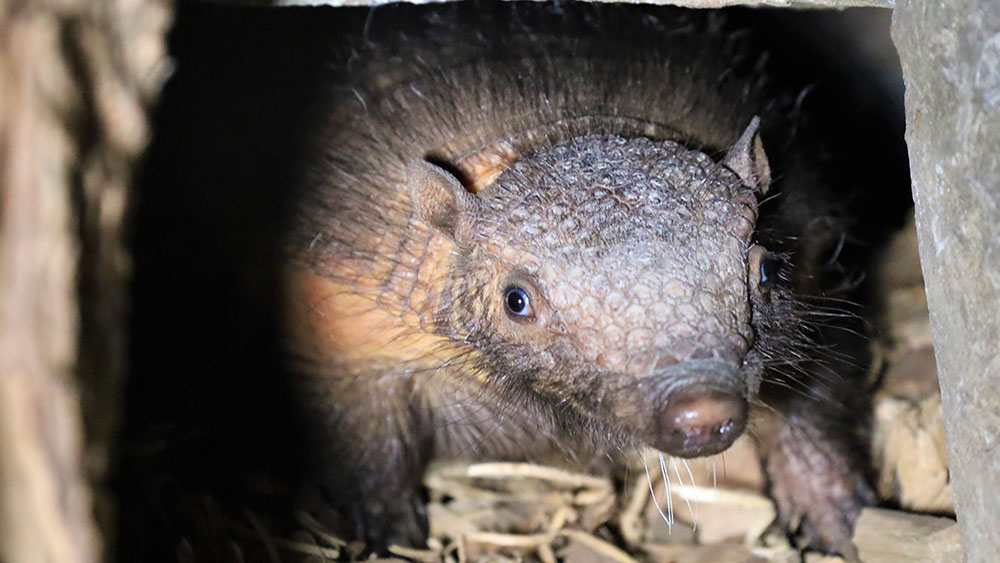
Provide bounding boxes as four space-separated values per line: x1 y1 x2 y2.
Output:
282 3 876 555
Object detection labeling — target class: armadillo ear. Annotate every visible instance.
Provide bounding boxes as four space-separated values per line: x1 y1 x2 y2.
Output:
406 159 480 245
723 116 771 194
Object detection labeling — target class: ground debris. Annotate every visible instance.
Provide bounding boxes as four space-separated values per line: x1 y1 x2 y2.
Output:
872 397 953 514
643 541 768 563
870 219 954 516
852 508 962 563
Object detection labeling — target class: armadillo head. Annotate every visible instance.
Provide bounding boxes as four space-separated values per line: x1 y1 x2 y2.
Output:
407 119 772 458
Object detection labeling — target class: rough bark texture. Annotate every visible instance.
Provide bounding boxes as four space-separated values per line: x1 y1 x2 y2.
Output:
891 1 1000 562
0 0 170 561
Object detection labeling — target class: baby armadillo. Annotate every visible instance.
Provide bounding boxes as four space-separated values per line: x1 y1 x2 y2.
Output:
283 3 876 556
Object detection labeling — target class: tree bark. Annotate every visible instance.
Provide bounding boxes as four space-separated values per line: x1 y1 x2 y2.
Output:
0 0 169 561
892 1 1000 561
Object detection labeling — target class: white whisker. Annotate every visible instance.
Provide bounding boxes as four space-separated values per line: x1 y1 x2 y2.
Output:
658 453 674 527
672 457 696 530
644 456 671 532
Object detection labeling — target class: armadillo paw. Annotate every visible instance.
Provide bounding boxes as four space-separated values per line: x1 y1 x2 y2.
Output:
350 488 430 556
766 423 875 559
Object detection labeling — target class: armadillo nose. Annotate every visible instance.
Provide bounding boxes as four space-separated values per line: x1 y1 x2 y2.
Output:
654 388 747 458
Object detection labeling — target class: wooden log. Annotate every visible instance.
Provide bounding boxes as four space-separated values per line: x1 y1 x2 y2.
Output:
0 0 169 560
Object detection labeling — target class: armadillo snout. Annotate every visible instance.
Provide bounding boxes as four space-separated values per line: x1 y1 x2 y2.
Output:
654 386 747 458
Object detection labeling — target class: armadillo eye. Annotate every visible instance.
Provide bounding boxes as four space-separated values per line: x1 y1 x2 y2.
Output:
504 286 533 319
760 254 783 286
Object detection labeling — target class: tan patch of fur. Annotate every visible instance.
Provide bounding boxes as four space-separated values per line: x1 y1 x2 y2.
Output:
455 139 519 193
285 267 453 372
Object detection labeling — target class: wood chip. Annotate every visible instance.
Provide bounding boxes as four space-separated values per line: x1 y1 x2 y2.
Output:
559 529 637 563
669 486 775 545
449 462 611 492
872 397 954 514
852 508 962 563
645 541 769 563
